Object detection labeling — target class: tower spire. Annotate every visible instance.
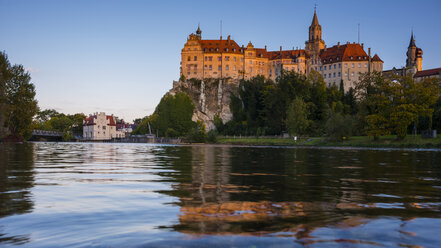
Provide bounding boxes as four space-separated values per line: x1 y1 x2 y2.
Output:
312 5 319 26
409 30 416 47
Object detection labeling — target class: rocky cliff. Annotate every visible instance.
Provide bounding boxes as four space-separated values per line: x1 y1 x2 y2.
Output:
168 78 239 131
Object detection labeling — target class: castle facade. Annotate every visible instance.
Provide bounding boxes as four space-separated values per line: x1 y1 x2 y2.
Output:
181 10 383 92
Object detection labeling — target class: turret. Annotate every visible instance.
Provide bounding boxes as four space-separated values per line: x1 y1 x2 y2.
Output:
305 7 325 54
406 31 423 72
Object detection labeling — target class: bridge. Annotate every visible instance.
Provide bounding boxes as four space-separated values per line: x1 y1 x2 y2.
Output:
30 130 64 141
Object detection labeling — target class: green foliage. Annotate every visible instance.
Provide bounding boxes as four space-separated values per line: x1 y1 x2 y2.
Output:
133 92 196 137
33 110 86 136
286 97 310 136
206 130 218 143
1 51 38 139
325 112 355 141
185 121 206 143
356 72 440 140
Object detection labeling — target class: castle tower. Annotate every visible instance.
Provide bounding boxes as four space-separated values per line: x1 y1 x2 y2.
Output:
305 8 325 55
406 31 423 72
196 24 202 39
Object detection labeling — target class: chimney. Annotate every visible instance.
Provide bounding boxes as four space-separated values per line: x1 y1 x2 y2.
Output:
361 43 364 48
265 45 267 50
368 48 372 74
347 41 349 44
337 42 340 48
227 35 230 42
280 46 282 52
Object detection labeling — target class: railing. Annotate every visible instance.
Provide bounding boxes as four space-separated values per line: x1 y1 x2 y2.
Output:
32 130 63 137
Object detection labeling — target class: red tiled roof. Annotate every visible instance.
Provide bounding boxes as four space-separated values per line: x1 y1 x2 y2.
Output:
255 48 269 58
268 49 306 60
372 54 383 62
84 116 96 126
414 67 441 78
198 39 242 54
320 44 369 64
106 116 116 126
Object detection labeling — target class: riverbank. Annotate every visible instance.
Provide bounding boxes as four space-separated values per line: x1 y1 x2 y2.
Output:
216 135 441 149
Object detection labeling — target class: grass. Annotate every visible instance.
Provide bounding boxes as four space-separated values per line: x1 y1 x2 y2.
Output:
216 135 441 149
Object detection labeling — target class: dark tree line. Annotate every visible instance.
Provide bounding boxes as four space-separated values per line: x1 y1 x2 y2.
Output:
216 70 440 141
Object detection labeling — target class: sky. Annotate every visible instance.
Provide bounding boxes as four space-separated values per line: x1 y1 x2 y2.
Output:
1 0 440 122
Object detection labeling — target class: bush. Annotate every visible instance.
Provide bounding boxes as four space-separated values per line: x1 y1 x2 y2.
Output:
325 112 355 141
207 130 218 143
185 121 206 143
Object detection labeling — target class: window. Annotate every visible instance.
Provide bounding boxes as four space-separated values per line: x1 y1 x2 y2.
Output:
241 58 244 62
103 126 106 130
187 56 191 61
333 73 336 78
205 56 208 61
209 65 212 70
225 56 230 61
351 72 354 77
328 65 331 70
320 66 322 71
358 63 361 68
218 56 222 61
194 56 197 61
218 66 221 71
249 67 252 73
260 68 263 74
226 65 229 70
345 63 348 68
249 61 252 65
209 56 212 61
339 63 341 68
324 74 327 78
345 72 348 77
233 65 236 71
204 65 207 70
338 72 341 77
324 66 327 71
329 73 331 78
352 63 354 68
233 57 236 62
334 64 336 69
364 63 368 68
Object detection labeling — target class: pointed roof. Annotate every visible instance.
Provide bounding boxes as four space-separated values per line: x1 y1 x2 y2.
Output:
409 31 416 47
311 10 319 26
372 54 383 62
196 24 202 35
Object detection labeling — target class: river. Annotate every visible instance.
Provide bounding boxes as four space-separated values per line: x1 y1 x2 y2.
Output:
0 142 440 247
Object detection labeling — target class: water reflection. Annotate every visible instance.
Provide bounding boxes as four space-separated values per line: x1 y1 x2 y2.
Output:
0 143 35 244
0 143 440 247
156 146 441 246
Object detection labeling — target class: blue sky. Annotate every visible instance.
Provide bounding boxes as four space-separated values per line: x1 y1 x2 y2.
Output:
1 0 440 122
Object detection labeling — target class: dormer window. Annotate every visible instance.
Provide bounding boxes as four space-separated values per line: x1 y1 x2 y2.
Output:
216 48 219 52
233 48 236 52
350 56 353 60
330 58 333 62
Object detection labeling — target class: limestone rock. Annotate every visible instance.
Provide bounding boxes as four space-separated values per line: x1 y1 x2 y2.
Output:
168 78 239 131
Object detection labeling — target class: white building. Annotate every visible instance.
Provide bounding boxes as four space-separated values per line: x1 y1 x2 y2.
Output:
83 112 125 140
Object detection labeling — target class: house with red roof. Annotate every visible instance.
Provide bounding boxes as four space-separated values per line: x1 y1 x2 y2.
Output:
83 112 125 140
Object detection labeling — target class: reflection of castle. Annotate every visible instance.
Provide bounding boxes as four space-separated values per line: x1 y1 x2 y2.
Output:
181 9 383 92
383 32 441 81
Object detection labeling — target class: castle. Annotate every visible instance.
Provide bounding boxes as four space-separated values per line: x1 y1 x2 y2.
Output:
383 32 441 81
180 9 383 92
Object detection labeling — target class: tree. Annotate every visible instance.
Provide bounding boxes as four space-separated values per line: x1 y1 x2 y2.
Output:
325 112 355 141
286 97 310 136
133 92 195 137
2 52 38 140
